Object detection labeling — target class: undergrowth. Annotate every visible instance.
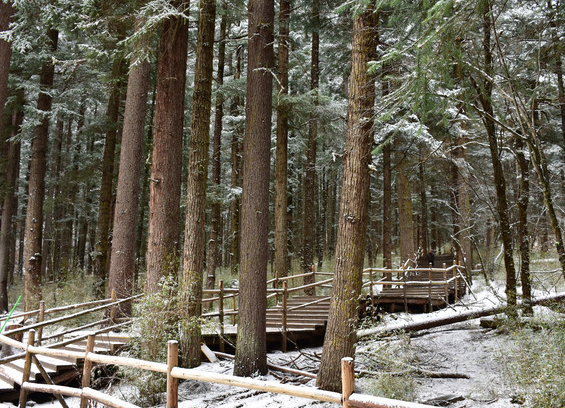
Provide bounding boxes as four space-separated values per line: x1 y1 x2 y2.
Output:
500 312 565 408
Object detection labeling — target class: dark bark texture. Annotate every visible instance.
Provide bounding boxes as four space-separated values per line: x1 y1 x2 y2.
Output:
233 0 274 377
317 6 376 392
146 0 189 293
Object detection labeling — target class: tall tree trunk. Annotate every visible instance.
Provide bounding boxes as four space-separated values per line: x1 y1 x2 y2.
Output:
145 0 189 293
274 0 290 281
229 45 243 276
419 162 428 254
453 134 472 274
514 135 532 315
181 0 216 368
302 0 319 289
41 116 64 281
233 0 274 378
397 160 415 263
382 143 392 269
317 5 376 392
474 0 516 313
0 1 13 136
207 7 226 291
0 108 22 312
325 165 337 258
93 55 125 298
23 28 59 311
107 20 151 316
548 0 565 157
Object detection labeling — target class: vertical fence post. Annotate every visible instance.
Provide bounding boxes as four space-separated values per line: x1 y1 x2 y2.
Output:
443 267 448 304
167 340 179 408
281 281 288 352
311 264 316 296
80 334 96 408
341 357 355 408
231 293 237 326
110 289 117 324
19 329 35 408
402 264 408 313
36 300 45 345
427 267 432 312
218 280 225 353
454 266 458 300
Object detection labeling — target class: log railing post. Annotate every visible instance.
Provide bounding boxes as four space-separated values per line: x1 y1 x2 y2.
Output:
402 265 408 313
36 300 45 345
231 294 237 326
341 357 355 408
443 267 448 304
218 280 225 353
311 264 316 297
282 281 288 352
110 289 117 324
167 340 179 408
454 266 459 300
427 267 432 312
80 334 96 408
19 329 35 408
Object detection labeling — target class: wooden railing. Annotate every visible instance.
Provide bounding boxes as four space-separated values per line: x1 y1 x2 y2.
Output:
0 328 435 408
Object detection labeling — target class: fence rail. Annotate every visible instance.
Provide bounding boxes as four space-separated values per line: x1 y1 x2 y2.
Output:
1 329 435 408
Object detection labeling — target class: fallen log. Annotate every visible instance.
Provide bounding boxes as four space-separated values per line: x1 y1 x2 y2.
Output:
357 368 470 379
358 292 565 339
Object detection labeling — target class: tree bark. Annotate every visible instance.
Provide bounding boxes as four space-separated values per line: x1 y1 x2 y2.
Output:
145 0 189 293
514 135 533 315
93 55 125 298
0 1 13 137
207 7 226 291
397 159 415 263
317 5 376 392
233 0 274 378
302 0 319 289
229 45 243 276
474 0 516 314
0 108 22 312
382 143 392 269
107 20 151 316
274 0 291 281
181 0 216 368
23 28 58 311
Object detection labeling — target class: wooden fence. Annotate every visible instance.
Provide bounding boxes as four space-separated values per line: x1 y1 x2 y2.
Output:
0 328 435 408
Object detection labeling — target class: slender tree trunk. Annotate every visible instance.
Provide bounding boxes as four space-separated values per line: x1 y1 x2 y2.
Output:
181 0 216 368
41 116 64 281
274 0 291 281
145 0 189 293
382 143 392 269
453 134 472 273
107 21 151 316
93 56 125 298
23 28 59 311
0 1 13 136
302 0 319 289
474 0 516 313
419 162 428 254
325 165 337 258
548 0 565 157
317 5 376 392
0 109 22 312
397 160 415 263
233 0 274 378
229 45 243 276
514 136 533 315
207 7 226 291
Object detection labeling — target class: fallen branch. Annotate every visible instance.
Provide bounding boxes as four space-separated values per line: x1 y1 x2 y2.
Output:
357 368 469 379
358 292 565 339
214 351 317 379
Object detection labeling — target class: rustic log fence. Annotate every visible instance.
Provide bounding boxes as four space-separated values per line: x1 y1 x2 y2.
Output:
1 327 435 408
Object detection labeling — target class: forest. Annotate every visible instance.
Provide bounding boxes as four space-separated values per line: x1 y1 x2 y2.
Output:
1 0 565 404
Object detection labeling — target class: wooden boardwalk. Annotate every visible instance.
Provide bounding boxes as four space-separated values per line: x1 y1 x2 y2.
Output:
0 332 129 401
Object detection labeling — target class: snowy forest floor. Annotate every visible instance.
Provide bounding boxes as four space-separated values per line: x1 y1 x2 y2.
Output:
4 272 565 408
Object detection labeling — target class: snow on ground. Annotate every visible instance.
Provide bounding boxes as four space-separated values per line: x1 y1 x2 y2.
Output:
4 281 563 408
